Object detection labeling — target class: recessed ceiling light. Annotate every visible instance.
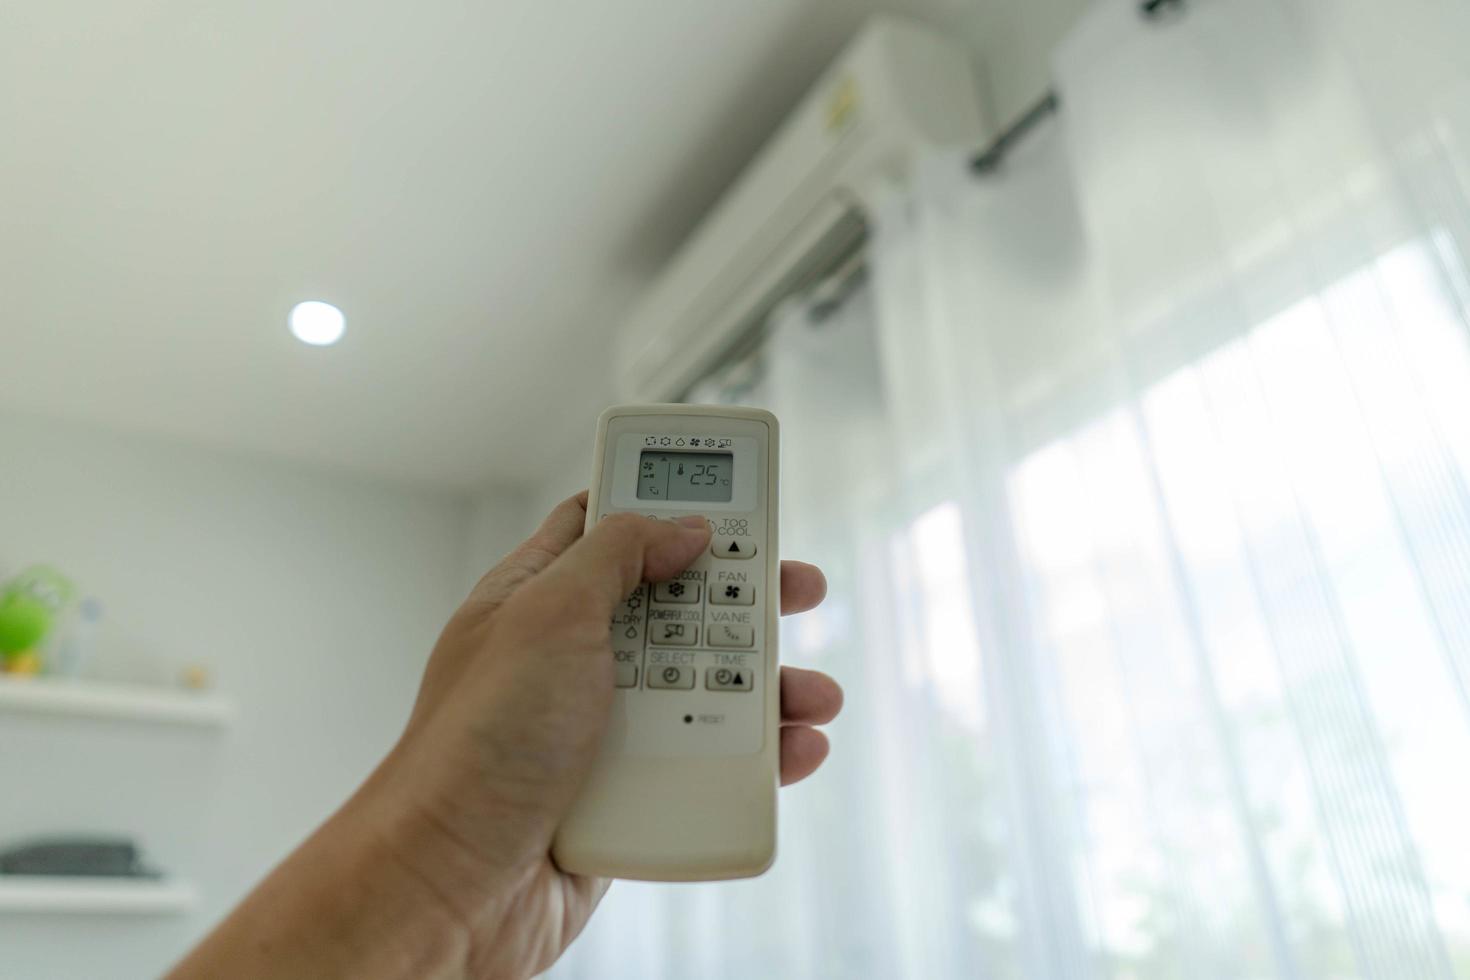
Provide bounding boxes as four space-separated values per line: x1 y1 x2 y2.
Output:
289 301 346 346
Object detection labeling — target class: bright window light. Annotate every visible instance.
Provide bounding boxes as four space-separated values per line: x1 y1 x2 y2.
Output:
288 301 346 346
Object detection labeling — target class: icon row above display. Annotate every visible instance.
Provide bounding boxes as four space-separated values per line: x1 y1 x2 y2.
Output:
642 435 734 449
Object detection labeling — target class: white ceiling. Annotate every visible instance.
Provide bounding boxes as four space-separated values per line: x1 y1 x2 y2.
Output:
0 0 982 491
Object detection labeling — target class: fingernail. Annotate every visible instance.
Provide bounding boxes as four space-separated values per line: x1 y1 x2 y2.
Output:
675 515 709 531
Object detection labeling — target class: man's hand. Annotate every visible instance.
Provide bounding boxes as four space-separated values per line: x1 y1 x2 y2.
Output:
169 492 841 980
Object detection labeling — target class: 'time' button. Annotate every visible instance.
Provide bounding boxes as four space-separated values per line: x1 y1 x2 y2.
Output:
711 536 757 560
706 667 754 692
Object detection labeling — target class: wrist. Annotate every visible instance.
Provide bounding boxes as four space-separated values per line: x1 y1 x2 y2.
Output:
318 804 474 979
352 730 532 933
167 781 471 980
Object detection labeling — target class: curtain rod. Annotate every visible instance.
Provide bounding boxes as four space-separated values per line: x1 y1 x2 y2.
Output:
969 0 1185 173
970 90 1059 173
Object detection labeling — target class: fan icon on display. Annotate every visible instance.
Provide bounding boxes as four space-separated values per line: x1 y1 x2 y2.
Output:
724 585 741 599
667 582 686 598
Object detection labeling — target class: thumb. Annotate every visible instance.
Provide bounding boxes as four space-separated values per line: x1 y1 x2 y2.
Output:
502 513 710 634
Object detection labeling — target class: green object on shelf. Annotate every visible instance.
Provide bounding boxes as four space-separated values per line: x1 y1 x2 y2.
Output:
0 566 76 670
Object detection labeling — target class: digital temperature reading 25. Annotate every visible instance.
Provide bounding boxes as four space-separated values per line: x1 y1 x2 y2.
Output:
637 451 734 503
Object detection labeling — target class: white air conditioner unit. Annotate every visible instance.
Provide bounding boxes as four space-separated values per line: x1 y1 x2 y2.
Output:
615 16 988 401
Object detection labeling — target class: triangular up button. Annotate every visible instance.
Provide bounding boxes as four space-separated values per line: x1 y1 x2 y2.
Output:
711 537 757 560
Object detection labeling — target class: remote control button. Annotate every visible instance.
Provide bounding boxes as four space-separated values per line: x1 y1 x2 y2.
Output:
610 584 647 635
712 537 757 560
615 663 639 688
708 623 755 648
710 583 754 606
650 622 699 646
647 665 695 690
706 666 754 692
654 580 700 604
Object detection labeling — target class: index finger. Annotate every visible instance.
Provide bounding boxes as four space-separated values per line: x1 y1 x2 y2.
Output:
463 491 589 614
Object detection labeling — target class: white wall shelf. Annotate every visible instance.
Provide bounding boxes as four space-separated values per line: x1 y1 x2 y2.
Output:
0 677 232 728
0 876 197 915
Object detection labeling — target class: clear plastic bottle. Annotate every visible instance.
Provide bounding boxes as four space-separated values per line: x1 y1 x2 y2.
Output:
49 598 102 677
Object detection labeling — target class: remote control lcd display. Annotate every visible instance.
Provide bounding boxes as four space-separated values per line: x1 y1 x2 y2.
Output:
637 451 734 502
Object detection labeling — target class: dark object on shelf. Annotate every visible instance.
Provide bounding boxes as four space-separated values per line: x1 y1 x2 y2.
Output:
1141 0 1186 19
0 838 159 878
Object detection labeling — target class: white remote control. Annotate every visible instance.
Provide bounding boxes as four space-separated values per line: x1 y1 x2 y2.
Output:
553 404 780 881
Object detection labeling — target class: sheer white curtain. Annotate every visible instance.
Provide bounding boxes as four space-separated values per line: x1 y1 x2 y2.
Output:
550 0 1470 976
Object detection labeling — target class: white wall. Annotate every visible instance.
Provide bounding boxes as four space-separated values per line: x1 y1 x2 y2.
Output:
525 443 597 530
0 411 523 979
459 487 537 592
